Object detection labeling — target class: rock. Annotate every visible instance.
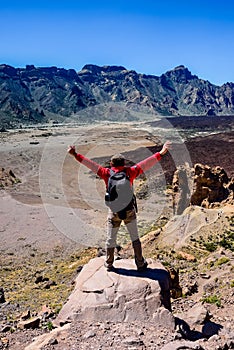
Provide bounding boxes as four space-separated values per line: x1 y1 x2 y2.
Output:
0 324 11 332
54 257 172 326
43 280 56 289
167 267 182 299
76 265 83 273
200 273 211 279
153 307 175 330
122 336 144 346
160 340 204 350
177 251 197 262
171 163 234 213
34 275 56 289
24 323 70 350
203 282 216 293
34 275 46 284
191 164 232 207
184 282 198 296
182 304 210 327
39 304 54 321
18 316 40 329
47 337 58 345
157 205 223 250
20 309 31 320
0 288 5 303
0 168 21 187
0 337 9 348
82 330 96 339
171 164 194 215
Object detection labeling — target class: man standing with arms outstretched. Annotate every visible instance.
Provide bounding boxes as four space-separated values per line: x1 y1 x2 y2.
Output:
68 141 171 271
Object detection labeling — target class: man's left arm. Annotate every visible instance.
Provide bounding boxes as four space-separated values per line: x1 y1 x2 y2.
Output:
132 141 171 175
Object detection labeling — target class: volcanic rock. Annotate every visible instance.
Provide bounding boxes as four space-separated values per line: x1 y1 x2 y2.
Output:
171 163 234 213
54 257 174 327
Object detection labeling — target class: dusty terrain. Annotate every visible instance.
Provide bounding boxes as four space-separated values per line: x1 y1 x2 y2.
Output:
0 121 234 349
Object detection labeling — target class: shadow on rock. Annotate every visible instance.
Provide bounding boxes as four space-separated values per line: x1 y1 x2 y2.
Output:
112 267 171 310
175 317 223 341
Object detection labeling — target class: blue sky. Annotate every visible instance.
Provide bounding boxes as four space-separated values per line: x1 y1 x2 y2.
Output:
1 0 234 86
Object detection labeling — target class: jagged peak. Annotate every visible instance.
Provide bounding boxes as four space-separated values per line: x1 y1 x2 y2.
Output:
173 65 187 71
162 65 197 82
0 64 17 76
80 64 127 74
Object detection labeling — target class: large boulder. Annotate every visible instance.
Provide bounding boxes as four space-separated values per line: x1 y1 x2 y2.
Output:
54 257 173 328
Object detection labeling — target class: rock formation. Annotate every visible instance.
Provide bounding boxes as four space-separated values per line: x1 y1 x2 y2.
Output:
191 164 233 207
171 163 234 214
0 167 21 187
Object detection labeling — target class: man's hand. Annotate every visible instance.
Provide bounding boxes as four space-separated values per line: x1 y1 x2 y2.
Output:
159 141 172 156
67 145 77 156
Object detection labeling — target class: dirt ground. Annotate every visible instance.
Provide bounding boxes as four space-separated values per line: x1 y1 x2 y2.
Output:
0 122 174 254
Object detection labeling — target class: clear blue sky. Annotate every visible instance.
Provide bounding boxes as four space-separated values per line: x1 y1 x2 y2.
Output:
1 0 234 86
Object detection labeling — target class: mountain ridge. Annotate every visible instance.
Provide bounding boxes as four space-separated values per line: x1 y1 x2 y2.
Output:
1 63 234 127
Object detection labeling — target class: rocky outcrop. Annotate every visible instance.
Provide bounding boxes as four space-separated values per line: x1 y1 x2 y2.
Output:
0 167 21 188
171 163 234 213
1 63 234 127
156 205 229 250
191 164 233 208
171 164 194 215
54 257 173 327
23 255 234 349
0 288 5 303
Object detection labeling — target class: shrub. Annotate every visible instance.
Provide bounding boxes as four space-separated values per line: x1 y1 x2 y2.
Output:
46 321 54 331
216 257 230 266
201 295 221 307
204 242 217 252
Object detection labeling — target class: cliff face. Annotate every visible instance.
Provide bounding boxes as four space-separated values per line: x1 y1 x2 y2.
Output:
1 63 234 127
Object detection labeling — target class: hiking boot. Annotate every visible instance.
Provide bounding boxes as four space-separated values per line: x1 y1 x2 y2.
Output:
104 262 115 272
136 259 148 272
105 247 115 271
132 239 148 271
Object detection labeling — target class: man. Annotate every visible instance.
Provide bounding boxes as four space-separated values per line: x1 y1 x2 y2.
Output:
68 140 171 271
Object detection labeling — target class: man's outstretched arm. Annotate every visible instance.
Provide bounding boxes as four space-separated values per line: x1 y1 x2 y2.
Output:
133 141 172 174
159 141 172 156
68 145 102 174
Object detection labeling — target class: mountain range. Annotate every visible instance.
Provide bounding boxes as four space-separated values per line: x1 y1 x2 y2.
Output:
1 63 234 127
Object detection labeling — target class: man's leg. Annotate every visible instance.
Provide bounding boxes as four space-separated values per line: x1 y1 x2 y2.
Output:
124 209 148 271
105 210 121 270
132 238 148 271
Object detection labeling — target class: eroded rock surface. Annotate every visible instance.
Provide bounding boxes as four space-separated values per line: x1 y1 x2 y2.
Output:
54 257 173 327
171 163 234 214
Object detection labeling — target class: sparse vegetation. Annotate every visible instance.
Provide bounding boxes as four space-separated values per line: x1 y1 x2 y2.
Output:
46 321 54 331
190 218 234 253
204 241 218 252
0 247 97 320
201 294 222 307
215 257 230 266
